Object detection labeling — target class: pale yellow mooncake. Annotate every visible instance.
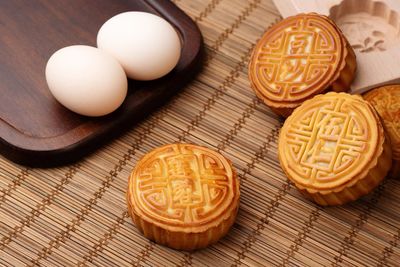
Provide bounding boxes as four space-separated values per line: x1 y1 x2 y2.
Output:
278 92 392 205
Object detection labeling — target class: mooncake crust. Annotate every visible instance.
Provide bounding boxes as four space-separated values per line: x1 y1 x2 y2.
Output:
127 143 240 250
364 85 400 178
278 92 391 205
249 13 356 117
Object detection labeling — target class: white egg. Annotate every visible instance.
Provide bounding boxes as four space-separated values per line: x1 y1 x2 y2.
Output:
45 45 128 117
97 12 181 81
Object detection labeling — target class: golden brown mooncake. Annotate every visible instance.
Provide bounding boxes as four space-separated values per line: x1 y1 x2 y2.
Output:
278 92 392 206
127 143 240 250
364 85 400 178
249 13 356 117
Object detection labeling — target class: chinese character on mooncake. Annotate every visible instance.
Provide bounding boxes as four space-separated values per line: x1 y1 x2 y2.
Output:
278 92 392 205
127 144 240 250
249 13 357 117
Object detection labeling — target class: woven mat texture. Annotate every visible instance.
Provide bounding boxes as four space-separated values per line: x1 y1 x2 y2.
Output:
1 0 400 266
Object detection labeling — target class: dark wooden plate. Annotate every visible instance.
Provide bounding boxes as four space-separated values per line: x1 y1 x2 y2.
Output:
0 0 203 167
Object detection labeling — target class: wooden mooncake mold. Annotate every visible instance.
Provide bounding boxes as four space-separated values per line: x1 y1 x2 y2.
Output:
278 92 392 205
127 143 240 250
249 13 357 117
364 85 400 178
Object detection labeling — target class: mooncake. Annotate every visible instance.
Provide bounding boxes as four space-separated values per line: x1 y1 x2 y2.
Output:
278 92 391 205
249 13 356 117
127 143 240 250
364 85 400 178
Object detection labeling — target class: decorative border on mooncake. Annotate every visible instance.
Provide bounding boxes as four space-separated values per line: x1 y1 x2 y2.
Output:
126 144 240 246
127 193 239 250
249 13 356 117
298 133 392 205
278 93 392 205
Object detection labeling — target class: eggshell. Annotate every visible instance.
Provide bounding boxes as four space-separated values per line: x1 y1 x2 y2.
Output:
45 45 128 117
97 12 181 81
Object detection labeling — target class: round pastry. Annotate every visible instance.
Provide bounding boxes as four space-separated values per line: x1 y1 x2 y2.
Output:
249 13 357 117
364 85 400 178
278 92 392 206
127 143 240 250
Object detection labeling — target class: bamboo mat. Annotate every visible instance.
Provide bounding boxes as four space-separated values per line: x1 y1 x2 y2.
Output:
1 0 400 266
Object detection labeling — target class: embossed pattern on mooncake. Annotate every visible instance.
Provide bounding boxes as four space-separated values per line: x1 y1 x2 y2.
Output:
280 93 377 189
249 13 356 117
364 85 400 159
127 144 239 250
364 85 400 178
278 92 391 205
253 15 341 100
132 144 235 226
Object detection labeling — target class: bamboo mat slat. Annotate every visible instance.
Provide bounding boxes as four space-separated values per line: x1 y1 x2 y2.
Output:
1 0 400 266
